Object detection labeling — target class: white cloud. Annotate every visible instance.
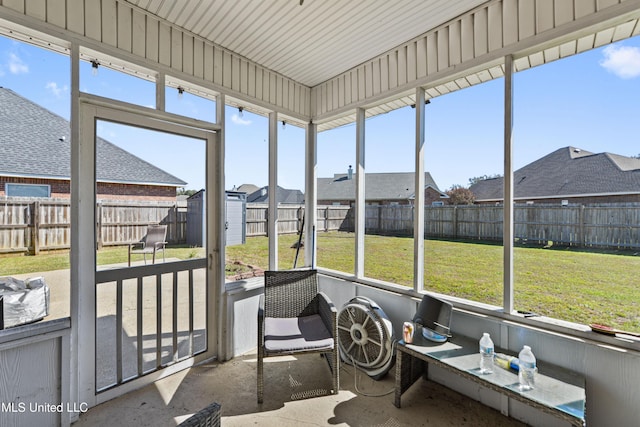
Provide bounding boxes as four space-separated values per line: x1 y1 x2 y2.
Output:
45 82 68 98
600 44 640 79
231 114 252 126
8 52 28 74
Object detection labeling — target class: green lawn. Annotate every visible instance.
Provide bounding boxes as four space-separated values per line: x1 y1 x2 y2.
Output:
1 232 638 332
0 246 205 276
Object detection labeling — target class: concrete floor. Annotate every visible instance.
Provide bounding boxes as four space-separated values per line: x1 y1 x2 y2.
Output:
12 264 525 426
72 350 526 427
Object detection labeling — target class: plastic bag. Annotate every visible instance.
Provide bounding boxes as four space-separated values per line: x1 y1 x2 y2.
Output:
0 276 50 329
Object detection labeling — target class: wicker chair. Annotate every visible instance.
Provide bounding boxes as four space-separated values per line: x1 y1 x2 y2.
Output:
178 402 221 427
257 269 339 403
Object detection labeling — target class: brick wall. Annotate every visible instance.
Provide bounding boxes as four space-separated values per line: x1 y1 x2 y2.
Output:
425 187 447 205
97 182 177 201
0 177 70 198
0 177 177 201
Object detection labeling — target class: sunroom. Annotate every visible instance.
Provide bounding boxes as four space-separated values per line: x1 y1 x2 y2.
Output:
0 1 639 426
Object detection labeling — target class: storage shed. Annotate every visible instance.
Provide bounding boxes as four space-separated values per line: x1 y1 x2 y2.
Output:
187 190 246 247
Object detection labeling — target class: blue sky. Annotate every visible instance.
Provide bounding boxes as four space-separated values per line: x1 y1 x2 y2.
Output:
1 34 639 192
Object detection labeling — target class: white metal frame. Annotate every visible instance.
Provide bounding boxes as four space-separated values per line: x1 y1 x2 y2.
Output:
74 93 221 407
268 112 279 270
1 2 640 423
304 120 317 268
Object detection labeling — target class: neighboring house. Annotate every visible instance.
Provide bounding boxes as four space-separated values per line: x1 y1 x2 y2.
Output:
470 146 640 204
317 167 447 206
233 184 260 196
0 87 186 201
242 185 305 204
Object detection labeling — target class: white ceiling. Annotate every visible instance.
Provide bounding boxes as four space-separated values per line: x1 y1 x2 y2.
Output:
3 0 637 130
124 0 489 88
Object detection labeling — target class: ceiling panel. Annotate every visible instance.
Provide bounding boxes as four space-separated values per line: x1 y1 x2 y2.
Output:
124 0 489 87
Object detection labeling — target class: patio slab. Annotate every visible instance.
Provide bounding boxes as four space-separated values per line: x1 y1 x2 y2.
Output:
12 258 188 321
73 350 526 427
11 264 524 426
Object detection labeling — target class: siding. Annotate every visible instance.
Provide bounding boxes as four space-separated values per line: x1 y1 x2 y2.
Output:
1 1 638 129
0 0 311 121
312 0 640 127
0 177 177 201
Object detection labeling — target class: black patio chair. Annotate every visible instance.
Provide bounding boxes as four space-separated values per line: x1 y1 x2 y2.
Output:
257 269 339 403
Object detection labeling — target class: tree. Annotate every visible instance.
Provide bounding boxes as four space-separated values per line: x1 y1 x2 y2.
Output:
446 185 476 205
176 188 199 197
468 174 502 186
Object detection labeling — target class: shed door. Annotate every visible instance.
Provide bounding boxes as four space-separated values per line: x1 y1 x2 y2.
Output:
225 196 245 246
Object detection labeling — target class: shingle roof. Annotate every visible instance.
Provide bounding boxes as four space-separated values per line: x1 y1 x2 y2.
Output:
0 87 186 187
246 185 304 204
317 172 442 202
235 184 259 195
470 146 640 201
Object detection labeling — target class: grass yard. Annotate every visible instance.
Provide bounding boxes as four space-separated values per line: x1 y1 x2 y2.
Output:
1 232 638 332
316 232 639 332
0 246 205 276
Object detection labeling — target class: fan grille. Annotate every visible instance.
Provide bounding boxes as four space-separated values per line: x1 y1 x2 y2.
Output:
337 302 387 368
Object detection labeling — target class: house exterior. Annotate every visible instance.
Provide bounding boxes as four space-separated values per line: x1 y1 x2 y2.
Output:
2 2 640 427
234 184 259 197
241 185 305 204
470 146 640 205
0 87 186 201
317 169 447 206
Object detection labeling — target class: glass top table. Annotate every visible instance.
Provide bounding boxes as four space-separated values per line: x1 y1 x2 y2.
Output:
395 333 585 426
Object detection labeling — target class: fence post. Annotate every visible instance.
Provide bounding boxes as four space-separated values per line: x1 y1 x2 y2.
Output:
579 205 585 247
453 206 458 240
324 206 329 232
173 203 178 244
96 202 103 250
31 201 40 255
477 205 481 240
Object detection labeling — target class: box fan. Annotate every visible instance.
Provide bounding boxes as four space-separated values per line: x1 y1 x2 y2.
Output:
337 296 395 380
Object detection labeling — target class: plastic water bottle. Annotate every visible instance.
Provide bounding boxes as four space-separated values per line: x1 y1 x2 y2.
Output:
479 333 494 374
518 345 536 390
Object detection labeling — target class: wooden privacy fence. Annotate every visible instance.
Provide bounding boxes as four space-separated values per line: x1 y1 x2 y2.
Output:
97 200 186 249
0 198 71 254
0 198 185 254
425 203 640 249
246 203 640 250
245 204 354 236
2 198 640 254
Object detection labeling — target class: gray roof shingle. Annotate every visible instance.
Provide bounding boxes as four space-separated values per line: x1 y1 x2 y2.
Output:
0 87 186 186
246 185 304 204
470 146 640 201
317 172 441 202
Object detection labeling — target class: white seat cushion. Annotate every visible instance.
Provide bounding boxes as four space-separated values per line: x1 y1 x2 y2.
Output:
264 314 334 353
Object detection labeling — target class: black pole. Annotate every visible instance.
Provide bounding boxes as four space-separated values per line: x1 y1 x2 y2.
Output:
293 214 305 268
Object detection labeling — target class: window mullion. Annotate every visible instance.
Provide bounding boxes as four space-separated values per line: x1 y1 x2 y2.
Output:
503 55 515 313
